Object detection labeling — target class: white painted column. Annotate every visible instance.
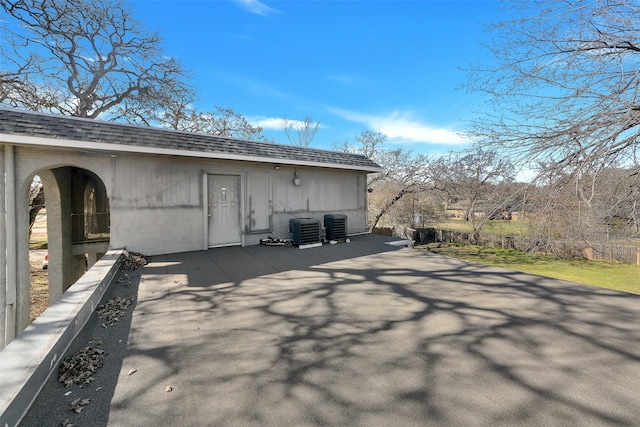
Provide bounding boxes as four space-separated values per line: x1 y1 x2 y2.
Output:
0 145 6 350
4 145 16 345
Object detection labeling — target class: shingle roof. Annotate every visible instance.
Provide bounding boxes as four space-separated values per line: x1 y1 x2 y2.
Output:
0 108 381 172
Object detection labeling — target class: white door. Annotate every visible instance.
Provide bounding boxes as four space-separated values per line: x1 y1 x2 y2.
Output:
207 174 241 247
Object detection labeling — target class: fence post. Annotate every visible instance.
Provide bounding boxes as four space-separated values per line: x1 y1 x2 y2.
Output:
637 248 640 266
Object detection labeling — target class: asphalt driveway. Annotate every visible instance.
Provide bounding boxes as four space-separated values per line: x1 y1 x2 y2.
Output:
21 234 640 426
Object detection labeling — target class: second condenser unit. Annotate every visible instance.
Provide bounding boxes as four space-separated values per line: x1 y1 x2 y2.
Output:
324 214 347 241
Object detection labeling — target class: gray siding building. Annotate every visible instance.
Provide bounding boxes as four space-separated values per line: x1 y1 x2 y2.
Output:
0 108 380 347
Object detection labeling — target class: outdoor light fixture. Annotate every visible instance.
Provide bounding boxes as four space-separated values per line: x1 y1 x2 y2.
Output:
293 171 301 186
275 164 280 170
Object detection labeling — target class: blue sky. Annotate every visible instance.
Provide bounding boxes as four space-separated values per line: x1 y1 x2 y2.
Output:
131 0 501 153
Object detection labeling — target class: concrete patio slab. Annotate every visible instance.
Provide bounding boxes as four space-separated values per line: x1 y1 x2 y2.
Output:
20 234 640 426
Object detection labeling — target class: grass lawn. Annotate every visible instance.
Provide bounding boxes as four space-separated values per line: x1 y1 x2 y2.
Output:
416 242 640 295
422 219 640 246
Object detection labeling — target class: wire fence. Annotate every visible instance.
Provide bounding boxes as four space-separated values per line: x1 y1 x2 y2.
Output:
374 226 640 265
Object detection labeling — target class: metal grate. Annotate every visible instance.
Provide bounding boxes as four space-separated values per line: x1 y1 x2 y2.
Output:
289 218 322 246
324 214 347 240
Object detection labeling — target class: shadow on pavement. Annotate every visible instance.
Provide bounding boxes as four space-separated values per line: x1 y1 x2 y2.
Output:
21 234 640 426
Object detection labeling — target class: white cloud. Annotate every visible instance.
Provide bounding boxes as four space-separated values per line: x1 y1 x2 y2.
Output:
515 167 538 183
232 0 277 16
250 116 324 131
250 116 284 130
331 108 467 145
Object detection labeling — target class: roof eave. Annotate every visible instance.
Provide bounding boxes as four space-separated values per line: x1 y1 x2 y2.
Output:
0 133 384 173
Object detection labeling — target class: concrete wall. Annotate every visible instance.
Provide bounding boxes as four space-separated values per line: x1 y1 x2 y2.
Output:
0 250 122 427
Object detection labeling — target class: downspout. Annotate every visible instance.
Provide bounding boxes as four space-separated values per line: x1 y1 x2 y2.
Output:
0 145 5 349
4 144 16 344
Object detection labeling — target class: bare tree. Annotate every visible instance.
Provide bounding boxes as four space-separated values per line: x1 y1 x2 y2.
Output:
524 175 574 254
464 1 640 245
333 130 395 188
428 148 516 241
1 0 194 119
516 157 640 257
333 131 430 230
119 84 271 141
466 0 640 179
112 74 197 129
1 0 196 232
160 106 271 142
282 116 320 147
28 178 45 236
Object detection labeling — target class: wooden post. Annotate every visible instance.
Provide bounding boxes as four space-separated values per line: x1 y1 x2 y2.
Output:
584 247 593 261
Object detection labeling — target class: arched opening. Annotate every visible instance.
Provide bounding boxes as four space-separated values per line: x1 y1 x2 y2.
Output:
28 175 49 322
73 169 110 248
26 166 110 323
